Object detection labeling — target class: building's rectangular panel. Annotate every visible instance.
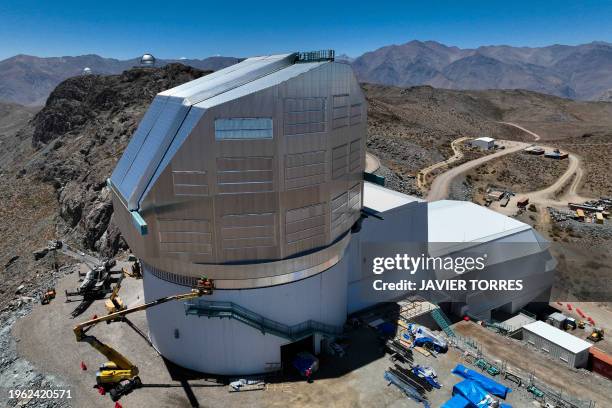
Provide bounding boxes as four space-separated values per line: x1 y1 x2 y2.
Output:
174 184 210 196
285 163 326 180
221 213 275 228
158 219 211 233
284 97 326 136
221 225 275 240
285 151 325 168
215 118 273 140
350 103 362 125
332 94 349 129
332 144 348 179
160 242 212 254
217 182 274 194
222 236 276 249
286 215 325 234
159 231 212 244
217 156 274 194
287 225 325 244
172 170 209 197
217 157 273 171
218 170 273 184
172 171 208 186
349 139 361 172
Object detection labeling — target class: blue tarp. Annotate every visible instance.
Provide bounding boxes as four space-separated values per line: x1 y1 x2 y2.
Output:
452 380 512 408
452 364 512 399
442 394 471 408
453 380 491 407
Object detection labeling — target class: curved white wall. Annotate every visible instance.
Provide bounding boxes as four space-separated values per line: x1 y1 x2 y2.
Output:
143 254 348 375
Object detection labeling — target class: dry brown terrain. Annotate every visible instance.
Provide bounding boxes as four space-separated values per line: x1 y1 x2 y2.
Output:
364 84 612 197
466 152 569 202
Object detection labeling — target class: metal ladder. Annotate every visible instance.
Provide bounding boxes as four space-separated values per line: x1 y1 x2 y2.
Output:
431 308 456 337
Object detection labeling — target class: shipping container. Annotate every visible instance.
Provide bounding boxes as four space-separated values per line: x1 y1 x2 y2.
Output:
589 347 612 379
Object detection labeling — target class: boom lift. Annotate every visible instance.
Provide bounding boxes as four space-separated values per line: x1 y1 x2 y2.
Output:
104 278 125 314
73 277 214 401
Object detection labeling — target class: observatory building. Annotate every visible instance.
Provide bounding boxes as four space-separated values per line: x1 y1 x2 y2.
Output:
109 51 555 374
109 51 366 374
139 53 156 67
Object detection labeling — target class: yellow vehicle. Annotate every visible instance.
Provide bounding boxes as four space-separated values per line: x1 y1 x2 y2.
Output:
40 288 56 305
577 320 586 329
104 280 125 314
74 278 214 400
588 327 604 342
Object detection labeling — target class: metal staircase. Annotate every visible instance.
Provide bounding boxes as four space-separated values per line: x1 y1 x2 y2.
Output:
431 307 456 337
184 300 342 342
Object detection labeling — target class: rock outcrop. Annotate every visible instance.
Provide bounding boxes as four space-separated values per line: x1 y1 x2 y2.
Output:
20 64 210 256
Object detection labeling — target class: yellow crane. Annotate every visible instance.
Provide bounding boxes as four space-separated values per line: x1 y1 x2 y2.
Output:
73 278 213 400
104 278 125 314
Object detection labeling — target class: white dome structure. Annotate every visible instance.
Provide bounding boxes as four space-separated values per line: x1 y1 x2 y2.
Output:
82 67 92 75
139 53 156 66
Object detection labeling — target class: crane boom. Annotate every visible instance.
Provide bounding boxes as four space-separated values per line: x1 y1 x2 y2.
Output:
73 278 213 386
74 286 210 340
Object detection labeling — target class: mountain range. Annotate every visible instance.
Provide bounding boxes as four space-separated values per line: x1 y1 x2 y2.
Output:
1 41 612 106
0 54 241 106
352 40 612 101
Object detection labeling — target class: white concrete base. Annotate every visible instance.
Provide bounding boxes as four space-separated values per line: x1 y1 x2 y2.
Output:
142 255 348 375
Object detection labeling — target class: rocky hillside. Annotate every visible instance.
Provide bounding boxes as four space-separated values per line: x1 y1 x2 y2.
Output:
0 54 239 106
0 64 208 306
353 40 612 100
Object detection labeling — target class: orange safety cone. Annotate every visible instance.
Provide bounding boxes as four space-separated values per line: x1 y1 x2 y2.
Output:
92 314 98 320
114 402 123 408
80 361 87 371
97 386 105 395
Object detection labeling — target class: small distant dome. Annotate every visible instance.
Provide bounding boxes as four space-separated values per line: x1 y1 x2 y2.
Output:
140 53 156 66
83 67 92 75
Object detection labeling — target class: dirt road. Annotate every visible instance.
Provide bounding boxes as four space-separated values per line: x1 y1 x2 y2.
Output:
498 122 541 141
417 136 470 189
426 140 529 201
487 125 593 215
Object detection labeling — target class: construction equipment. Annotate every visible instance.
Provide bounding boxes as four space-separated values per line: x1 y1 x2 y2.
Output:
73 277 214 401
65 259 118 299
587 327 604 342
40 288 56 305
105 279 125 314
123 258 142 279
411 365 442 389
403 322 449 353
577 320 586 329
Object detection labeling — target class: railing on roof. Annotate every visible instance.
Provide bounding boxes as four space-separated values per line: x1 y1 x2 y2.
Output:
296 50 335 63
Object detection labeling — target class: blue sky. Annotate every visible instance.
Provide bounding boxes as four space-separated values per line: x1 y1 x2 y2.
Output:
1 0 611 60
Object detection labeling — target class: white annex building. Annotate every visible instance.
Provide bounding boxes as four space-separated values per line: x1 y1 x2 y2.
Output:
471 136 495 150
109 52 556 375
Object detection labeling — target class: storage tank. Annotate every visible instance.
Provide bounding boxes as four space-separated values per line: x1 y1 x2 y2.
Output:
109 51 366 374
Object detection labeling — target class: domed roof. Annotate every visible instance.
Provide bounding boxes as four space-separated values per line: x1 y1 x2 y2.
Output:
140 53 156 65
82 67 92 74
